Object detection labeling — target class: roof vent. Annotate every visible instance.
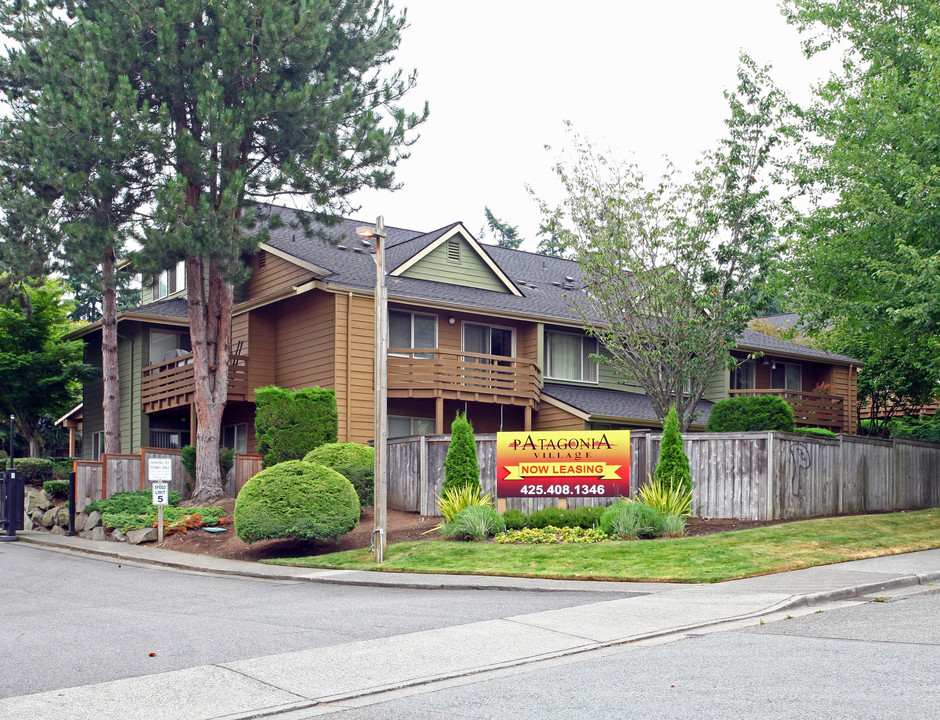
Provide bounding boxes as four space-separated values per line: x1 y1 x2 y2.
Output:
257 249 267 268
337 245 348 251
360 238 371 247
565 275 574 282
353 247 363 253
447 238 460 263
551 281 561 287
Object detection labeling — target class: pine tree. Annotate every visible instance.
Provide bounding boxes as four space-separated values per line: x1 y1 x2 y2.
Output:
654 404 692 492
442 412 480 494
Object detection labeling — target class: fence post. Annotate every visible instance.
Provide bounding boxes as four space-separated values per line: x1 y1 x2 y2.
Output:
419 435 428 516
66 471 77 536
765 431 775 521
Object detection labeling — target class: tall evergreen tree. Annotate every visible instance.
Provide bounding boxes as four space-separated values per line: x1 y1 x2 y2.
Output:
1 1 426 500
482 206 524 249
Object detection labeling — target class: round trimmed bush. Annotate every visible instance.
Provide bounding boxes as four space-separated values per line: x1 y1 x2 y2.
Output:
706 395 795 433
234 460 360 543
304 443 375 506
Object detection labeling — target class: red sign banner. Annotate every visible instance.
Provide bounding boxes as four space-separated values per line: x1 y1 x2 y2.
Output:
495 430 630 498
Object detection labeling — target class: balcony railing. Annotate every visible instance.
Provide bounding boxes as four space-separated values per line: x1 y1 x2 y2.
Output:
387 348 541 408
729 388 845 430
141 353 250 413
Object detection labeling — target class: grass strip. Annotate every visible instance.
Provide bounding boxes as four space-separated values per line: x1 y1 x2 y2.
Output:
265 509 940 583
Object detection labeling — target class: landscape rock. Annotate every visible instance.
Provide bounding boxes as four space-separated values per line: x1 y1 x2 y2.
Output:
110 529 126 542
30 508 44 521
127 527 157 545
79 531 91 539
83 511 102 531
50 525 65 535
90 526 107 542
40 508 56 528
55 507 70 527
25 490 51 514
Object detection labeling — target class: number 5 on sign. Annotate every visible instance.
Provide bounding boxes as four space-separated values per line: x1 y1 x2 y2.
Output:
152 481 169 543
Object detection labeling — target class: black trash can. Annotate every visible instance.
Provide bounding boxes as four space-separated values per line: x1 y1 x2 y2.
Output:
0 470 25 536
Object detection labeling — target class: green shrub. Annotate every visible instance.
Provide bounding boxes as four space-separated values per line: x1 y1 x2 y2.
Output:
303 443 375 506
600 501 665 539
794 427 838 439
655 404 692 493
0 450 8 468
442 412 479 494
43 479 70 500
85 489 182 515
566 506 606 529
661 514 687 538
303 442 373 469
494 526 609 544
181 445 236 480
13 457 57 483
636 475 693 517
101 504 227 532
234 460 359 543
526 506 566 529
254 385 338 466
707 395 795 433
50 457 77 475
889 414 940 443
502 508 528 530
443 505 505 541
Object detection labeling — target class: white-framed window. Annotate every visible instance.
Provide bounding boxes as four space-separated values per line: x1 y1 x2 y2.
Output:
388 416 436 438
389 310 437 358
545 331 598 383
772 362 802 392
154 261 186 300
462 322 514 358
149 329 192 365
222 423 248 454
91 432 104 461
731 360 756 390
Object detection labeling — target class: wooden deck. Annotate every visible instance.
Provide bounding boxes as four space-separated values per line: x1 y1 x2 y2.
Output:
387 348 541 408
141 353 250 413
729 388 845 430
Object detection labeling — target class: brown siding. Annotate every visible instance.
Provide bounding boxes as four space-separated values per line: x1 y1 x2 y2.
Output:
247 308 276 395
533 402 586 431
334 292 375 443
231 313 249 353
830 364 857 434
274 291 335 390
246 251 315 299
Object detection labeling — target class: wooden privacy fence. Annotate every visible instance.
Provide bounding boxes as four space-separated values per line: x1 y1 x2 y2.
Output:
72 449 262 513
388 432 940 520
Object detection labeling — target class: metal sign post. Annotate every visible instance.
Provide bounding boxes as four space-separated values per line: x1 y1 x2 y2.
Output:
149 457 173 544
152 481 169 543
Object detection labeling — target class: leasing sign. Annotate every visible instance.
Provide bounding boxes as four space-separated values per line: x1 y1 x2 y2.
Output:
495 430 630 498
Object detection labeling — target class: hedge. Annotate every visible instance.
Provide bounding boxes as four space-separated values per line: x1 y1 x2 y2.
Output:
254 385 338 466
706 395 795 433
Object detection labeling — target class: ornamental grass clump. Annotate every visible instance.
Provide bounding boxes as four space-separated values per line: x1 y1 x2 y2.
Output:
661 514 687 538
600 501 665 540
429 484 493 535
234 460 359 543
636 474 693 518
443 505 505 541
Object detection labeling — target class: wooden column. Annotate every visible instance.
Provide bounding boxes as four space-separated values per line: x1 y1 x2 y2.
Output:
524 406 532 431
435 397 444 434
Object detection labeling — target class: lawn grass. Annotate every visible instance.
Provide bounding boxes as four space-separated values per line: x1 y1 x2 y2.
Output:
265 509 940 583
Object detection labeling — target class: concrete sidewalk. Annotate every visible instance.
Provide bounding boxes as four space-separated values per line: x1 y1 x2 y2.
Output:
4 533 940 720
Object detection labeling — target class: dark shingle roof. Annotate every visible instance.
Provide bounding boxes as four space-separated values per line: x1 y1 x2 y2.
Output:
737 329 857 364
126 297 189 320
543 383 714 426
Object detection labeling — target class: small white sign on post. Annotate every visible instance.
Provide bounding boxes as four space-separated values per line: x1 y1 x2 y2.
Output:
152 481 169 543
149 457 173 482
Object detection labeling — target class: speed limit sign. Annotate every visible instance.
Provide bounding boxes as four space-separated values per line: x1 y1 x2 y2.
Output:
152 482 169 506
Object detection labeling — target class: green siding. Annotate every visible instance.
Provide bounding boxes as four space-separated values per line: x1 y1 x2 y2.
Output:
703 364 730 404
401 235 509 293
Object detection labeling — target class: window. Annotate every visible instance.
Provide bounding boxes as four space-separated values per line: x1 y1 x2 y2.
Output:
462 323 514 358
91 432 104 461
389 416 436 438
149 430 189 450
772 362 802 392
389 310 437 358
222 423 248 454
154 261 186 300
545 331 598 382
731 361 756 390
150 329 191 365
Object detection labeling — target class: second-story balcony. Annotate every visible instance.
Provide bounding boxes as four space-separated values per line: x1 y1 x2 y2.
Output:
729 388 845 431
387 348 542 409
141 352 250 413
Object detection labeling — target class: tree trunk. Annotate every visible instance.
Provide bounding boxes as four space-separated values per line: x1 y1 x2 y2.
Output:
187 256 233 503
101 248 122 455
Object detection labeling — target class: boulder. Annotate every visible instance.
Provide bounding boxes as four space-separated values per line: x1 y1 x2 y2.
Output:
25 489 51 514
30 508 44 521
110 529 127 542
127 527 157 545
90 526 107 542
40 508 56 528
22 517 33 531
50 525 65 535
83 511 103 531
55 507 70 527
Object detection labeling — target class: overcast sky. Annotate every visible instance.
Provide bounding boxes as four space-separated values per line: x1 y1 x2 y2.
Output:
344 0 837 249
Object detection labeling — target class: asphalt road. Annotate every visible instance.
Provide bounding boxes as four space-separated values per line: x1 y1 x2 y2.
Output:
309 588 940 719
0 543 639 699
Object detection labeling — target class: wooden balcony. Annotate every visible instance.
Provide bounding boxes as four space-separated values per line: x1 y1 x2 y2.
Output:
729 389 845 430
387 348 541 409
141 353 250 413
